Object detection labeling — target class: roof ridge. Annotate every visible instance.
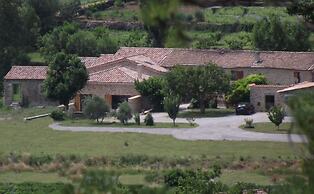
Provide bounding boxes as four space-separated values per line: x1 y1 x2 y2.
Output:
119 47 314 54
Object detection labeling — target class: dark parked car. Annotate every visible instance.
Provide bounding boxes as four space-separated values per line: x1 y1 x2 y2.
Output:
235 103 255 115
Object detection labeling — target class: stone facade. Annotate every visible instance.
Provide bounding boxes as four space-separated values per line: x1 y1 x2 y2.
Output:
226 68 313 85
250 85 288 112
4 80 57 107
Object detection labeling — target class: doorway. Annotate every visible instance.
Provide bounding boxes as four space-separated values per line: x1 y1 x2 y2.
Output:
265 95 275 110
112 95 130 109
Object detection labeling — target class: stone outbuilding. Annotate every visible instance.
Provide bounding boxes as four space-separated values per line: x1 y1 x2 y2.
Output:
3 66 57 107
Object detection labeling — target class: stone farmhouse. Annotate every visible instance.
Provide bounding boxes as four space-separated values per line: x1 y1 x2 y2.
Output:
3 47 314 112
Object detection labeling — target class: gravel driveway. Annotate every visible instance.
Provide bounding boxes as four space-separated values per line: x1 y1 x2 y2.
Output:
50 113 306 143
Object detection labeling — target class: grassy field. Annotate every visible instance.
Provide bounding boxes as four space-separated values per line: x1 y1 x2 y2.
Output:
178 108 235 118
61 119 196 128
0 170 274 186
241 122 301 134
0 172 69 183
220 170 272 185
0 107 301 159
27 52 45 63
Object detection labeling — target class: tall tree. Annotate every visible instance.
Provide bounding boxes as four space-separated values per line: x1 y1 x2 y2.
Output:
253 15 311 51
287 0 314 24
0 0 27 94
166 64 230 113
27 0 60 33
44 52 89 109
288 93 314 192
139 0 189 48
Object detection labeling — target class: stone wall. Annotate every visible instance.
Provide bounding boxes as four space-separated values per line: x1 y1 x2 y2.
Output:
250 85 287 112
226 68 313 85
3 80 57 107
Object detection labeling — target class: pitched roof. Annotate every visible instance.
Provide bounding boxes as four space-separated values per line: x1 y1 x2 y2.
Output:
278 81 314 93
80 54 123 69
115 47 314 71
4 66 48 80
116 47 174 64
88 67 149 84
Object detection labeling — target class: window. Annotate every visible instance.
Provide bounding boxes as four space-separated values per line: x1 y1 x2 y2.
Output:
12 83 21 102
294 72 301 83
231 70 244 81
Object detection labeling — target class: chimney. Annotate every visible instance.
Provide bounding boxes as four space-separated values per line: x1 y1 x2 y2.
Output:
137 64 143 80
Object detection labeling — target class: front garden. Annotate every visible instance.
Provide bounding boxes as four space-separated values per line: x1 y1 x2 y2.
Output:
0 102 309 194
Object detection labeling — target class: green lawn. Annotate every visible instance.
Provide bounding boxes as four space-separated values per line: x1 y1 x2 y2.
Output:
178 108 235 118
220 170 272 186
0 172 69 183
119 174 148 186
27 52 45 63
0 108 302 160
241 122 301 134
61 119 196 128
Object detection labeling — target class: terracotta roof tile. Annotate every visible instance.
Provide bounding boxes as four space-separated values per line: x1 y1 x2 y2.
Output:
116 47 174 64
161 49 314 70
115 48 314 71
278 81 314 93
4 66 48 80
88 67 149 84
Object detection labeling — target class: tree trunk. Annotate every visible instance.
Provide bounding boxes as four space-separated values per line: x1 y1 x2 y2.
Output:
173 119 176 127
200 98 205 114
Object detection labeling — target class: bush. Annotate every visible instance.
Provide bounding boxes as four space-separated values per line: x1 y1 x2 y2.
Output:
117 101 132 124
134 77 166 112
50 110 66 121
0 183 73 194
164 169 224 194
244 117 254 128
268 106 285 129
144 113 154 126
164 95 181 126
194 11 205 22
227 74 267 105
134 113 140 125
83 96 110 123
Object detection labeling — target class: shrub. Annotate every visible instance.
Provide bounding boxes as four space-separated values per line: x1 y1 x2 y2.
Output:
268 106 285 129
50 110 66 121
83 96 110 123
117 101 132 124
0 183 73 194
227 74 267 105
244 117 254 128
134 77 166 112
114 0 124 7
144 113 154 126
164 95 181 126
186 117 196 126
134 113 140 125
194 10 205 22
164 169 224 193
